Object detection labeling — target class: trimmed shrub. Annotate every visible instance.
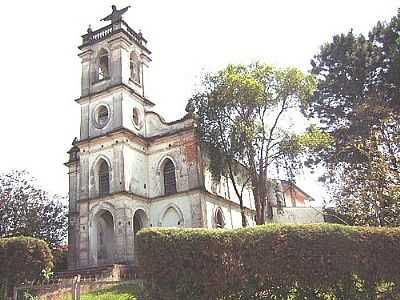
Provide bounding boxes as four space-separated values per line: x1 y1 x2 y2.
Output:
137 224 400 299
0 236 53 296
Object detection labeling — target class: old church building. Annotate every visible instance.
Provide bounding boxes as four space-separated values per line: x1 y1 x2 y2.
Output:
66 6 323 270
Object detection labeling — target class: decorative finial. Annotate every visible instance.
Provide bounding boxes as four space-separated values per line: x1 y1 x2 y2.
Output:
101 5 131 24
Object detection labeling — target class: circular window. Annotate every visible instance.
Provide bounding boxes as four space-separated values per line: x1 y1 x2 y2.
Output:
94 105 110 128
132 108 142 129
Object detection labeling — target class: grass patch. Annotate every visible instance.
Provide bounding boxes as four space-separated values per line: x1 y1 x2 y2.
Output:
61 283 142 300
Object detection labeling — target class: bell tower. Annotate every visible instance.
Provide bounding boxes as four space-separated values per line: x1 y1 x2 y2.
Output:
66 5 155 269
76 5 154 142
79 5 151 98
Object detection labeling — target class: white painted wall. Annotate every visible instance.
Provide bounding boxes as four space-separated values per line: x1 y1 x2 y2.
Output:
203 167 254 209
272 207 324 224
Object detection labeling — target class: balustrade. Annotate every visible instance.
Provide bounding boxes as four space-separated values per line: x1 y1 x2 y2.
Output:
81 21 146 47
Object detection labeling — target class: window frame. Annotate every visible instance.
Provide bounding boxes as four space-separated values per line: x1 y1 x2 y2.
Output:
98 160 110 196
163 159 177 195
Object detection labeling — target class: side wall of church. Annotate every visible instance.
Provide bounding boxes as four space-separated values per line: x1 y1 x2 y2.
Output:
271 207 324 224
201 192 256 229
203 164 255 210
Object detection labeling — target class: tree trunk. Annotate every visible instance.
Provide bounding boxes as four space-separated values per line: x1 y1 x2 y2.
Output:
252 175 268 225
238 195 247 227
240 208 247 227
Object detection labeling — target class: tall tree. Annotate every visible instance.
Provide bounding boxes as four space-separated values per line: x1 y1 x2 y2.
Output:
187 63 317 225
308 10 400 226
0 170 67 247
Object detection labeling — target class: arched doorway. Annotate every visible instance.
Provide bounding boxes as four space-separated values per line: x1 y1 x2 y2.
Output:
133 209 148 262
93 209 115 266
133 209 148 235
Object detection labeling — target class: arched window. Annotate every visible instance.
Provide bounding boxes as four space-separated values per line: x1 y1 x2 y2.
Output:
98 160 110 196
130 52 141 83
215 208 225 228
163 159 176 195
97 49 110 81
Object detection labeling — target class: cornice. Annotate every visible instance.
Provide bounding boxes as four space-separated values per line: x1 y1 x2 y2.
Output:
75 83 155 107
76 126 195 147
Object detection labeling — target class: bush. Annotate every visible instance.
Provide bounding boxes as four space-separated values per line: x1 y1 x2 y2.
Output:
137 224 400 299
52 245 68 272
0 236 53 296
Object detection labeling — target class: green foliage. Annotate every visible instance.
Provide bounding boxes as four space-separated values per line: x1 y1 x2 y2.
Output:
308 9 400 226
0 170 67 247
52 245 68 272
0 236 53 296
41 267 54 284
60 283 141 300
137 225 400 300
187 63 316 224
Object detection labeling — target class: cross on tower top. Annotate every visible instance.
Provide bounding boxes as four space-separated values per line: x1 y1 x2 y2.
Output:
101 5 131 24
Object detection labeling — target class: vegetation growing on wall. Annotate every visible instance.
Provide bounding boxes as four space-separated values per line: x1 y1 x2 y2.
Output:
137 224 400 299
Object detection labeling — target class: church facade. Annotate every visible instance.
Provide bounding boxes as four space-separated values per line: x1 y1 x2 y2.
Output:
66 6 323 270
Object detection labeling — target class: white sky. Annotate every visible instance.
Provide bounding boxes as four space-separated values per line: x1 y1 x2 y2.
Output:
0 0 398 204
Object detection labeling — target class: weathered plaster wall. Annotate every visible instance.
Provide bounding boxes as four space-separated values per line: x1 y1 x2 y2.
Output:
80 93 123 140
272 207 324 224
147 131 200 198
123 142 147 197
121 91 146 136
144 112 193 137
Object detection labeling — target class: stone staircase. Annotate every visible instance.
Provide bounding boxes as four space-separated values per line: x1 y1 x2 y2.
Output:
55 264 137 282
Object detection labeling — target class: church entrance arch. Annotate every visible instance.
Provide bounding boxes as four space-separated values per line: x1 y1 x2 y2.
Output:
133 209 148 261
91 209 115 266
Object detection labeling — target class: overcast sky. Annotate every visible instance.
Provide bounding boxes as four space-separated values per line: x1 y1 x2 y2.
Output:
0 0 398 203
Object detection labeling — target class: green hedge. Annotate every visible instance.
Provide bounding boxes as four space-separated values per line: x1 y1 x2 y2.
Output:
0 236 53 296
137 224 400 299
